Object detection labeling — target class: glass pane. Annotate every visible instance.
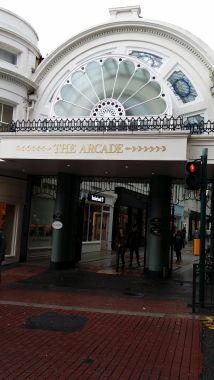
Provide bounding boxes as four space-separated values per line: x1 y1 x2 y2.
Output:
129 51 163 68
102 58 118 98
83 204 89 241
126 97 167 116
3 104 13 123
101 213 109 241
120 68 150 103
124 81 161 108
54 100 90 117
0 48 17 65
113 60 135 99
0 202 15 257
71 71 99 104
168 70 197 103
88 204 102 241
28 195 54 249
86 61 104 99
61 85 92 110
0 103 13 124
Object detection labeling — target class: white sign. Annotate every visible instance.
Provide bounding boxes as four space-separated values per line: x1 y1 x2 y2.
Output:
0 134 188 161
88 193 105 203
52 220 63 230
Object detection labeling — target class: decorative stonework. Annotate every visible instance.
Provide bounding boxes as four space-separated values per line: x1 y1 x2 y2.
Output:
0 69 37 90
209 68 214 96
36 24 212 84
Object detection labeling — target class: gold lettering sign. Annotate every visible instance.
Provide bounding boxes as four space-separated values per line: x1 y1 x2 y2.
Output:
79 144 123 153
16 143 166 154
54 144 76 153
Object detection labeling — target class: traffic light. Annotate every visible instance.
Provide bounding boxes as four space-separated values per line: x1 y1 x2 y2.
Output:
185 160 202 190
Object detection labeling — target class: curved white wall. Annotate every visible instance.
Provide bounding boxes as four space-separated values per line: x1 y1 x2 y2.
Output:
0 7 41 121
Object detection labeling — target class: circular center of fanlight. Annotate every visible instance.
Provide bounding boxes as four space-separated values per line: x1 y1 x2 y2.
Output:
90 98 126 118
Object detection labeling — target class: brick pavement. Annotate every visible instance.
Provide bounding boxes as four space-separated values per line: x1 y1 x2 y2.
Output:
0 264 203 379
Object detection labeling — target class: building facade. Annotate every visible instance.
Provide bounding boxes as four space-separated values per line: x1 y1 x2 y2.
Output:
0 6 214 274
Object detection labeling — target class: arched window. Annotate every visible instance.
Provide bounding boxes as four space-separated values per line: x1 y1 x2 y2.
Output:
52 56 170 119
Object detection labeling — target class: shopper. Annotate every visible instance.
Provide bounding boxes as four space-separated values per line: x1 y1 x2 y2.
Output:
173 230 184 262
115 226 127 272
127 224 140 267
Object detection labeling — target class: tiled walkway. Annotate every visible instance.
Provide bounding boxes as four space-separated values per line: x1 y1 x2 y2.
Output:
0 245 204 379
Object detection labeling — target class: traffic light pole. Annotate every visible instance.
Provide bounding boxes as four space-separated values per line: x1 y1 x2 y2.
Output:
199 148 208 307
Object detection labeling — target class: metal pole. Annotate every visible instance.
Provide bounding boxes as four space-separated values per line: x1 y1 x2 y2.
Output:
199 148 208 307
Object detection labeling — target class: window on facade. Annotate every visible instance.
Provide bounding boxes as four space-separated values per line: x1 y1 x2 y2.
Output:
167 70 197 103
0 202 15 257
0 48 17 65
129 51 163 68
53 56 168 118
0 103 13 126
184 114 205 134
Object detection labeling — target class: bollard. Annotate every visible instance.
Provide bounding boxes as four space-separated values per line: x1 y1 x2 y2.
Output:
193 239 200 256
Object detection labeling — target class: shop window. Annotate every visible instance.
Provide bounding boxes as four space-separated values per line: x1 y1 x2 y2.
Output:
0 47 17 65
28 195 54 250
119 206 129 232
0 102 13 127
83 203 102 241
0 202 15 257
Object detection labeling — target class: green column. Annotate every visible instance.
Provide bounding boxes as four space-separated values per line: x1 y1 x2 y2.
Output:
146 176 171 277
50 173 80 269
210 180 214 258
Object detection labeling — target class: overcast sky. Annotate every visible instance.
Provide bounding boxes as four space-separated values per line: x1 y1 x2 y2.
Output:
0 0 213 57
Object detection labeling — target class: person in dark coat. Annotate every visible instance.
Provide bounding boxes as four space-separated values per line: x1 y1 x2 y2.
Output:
115 226 127 272
127 224 140 267
173 230 184 262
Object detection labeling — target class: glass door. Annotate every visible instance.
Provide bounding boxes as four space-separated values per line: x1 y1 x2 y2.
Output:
101 212 110 250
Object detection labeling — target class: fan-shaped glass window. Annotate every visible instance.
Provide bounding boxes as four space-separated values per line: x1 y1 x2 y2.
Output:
167 71 197 103
129 51 163 68
52 56 169 118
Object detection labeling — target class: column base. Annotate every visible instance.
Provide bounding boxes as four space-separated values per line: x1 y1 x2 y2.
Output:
144 268 169 279
50 260 76 270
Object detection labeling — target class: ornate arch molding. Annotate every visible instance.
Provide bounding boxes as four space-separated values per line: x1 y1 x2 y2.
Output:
35 23 213 84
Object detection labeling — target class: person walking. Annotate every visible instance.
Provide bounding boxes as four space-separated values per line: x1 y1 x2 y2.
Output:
115 226 127 272
173 230 184 262
127 224 140 267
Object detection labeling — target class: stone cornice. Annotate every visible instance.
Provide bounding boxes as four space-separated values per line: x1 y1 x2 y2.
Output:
35 22 213 84
0 27 40 56
0 67 38 91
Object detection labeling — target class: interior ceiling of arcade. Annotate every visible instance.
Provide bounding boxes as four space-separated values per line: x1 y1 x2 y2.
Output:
1 159 214 180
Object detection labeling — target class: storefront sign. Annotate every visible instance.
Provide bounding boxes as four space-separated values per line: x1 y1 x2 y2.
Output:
88 194 105 203
0 136 188 161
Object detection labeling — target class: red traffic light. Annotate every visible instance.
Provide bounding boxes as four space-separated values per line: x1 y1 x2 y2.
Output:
189 163 196 173
185 160 202 190
186 160 201 174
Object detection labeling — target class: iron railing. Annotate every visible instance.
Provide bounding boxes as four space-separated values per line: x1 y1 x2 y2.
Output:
1 116 214 134
192 263 214 313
